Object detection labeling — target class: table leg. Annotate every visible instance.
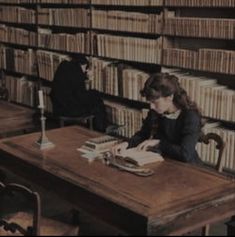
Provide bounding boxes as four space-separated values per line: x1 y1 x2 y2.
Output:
0 169 6 182
201 224 210 236
226 216 235 236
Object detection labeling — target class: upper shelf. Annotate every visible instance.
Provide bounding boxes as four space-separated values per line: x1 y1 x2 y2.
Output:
91 0 163 7
164 0 235 8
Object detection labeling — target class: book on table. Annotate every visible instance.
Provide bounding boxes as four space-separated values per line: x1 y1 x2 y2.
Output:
117 148 164 166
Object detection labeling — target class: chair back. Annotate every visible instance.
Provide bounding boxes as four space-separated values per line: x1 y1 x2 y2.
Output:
198 132 225 173
0 87 9 101
59 115 94 130
0 182 41 236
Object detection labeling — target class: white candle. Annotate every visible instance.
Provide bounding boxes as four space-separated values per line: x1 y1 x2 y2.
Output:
38 90 44 108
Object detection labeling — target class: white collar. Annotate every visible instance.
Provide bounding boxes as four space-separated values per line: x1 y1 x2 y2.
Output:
162 110 181 119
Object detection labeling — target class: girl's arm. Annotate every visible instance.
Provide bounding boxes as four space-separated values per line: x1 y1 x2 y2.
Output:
128 110 157 148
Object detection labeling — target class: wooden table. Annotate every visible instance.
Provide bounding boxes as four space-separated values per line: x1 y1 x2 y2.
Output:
0 101 35 138
0 126 234 235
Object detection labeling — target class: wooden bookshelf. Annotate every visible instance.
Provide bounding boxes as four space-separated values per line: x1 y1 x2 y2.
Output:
161 1 235 172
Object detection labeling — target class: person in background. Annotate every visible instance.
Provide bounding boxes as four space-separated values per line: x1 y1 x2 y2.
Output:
50 56 107 132
112 73 202 164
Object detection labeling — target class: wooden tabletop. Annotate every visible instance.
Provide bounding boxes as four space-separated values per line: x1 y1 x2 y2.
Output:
0 101 35 136
0 126 234 235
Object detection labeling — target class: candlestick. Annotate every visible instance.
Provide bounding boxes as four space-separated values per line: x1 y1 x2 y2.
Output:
36 105 55 150
38 90 44 108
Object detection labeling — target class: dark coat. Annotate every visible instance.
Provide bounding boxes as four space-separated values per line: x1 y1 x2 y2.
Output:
50 60 107 131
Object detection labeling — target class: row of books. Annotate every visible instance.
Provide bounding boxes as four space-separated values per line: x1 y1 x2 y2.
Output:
198 49 235 75
37 50 70 81
104 100 144 138
0 6 36 24
38 8 90 28
162 67 235 122
164 17 235 40
90 57 148 102
91 58 119 96
0 74 53 113
0 25 90 54
1 75 36 107
1 6 234 41
0 0 89 4
0 0 164 6
1 0 234 7
90 0 163 6
165 0 235 7
163 48 235 75
0 25 37 47
92 10 163 34
0 0 37 3
122 68 148 102
95 34 162 64
38 0 89 4
38 29 90 54
163 48 197 70
197 124 235 172
1 42 234 87
0 47 69 81
0 47 36 76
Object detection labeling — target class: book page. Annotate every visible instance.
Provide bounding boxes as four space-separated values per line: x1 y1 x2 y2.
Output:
118 148 164 166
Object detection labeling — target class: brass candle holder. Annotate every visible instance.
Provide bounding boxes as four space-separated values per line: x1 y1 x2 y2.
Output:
36 105 55 150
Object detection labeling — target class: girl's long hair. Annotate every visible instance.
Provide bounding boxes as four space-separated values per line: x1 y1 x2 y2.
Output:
140 73 201 115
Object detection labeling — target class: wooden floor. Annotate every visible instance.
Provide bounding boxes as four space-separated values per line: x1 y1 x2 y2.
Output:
0 167 228 236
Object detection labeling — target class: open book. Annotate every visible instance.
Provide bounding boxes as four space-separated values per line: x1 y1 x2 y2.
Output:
117 148 164 166
78 135 164 166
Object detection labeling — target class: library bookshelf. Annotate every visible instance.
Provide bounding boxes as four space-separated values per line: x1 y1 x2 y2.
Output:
0 0 234 173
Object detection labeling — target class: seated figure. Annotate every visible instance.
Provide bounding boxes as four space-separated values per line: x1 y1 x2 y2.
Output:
50 56 107 132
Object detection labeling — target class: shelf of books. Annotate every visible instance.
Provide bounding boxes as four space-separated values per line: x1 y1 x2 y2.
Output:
0 0 92 113
164 0 235 8
0 0 234 173
162 1 235 173
0 2 38 109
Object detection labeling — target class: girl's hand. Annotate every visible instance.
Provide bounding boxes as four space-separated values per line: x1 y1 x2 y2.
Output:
111 142 128 156
136 139 160 151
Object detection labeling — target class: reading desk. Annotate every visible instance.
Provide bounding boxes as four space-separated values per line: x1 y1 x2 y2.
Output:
0 126 234 235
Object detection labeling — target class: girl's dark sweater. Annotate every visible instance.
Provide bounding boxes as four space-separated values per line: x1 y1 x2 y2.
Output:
128 109 202 164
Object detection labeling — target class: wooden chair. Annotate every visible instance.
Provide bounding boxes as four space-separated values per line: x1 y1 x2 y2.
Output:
0 87 9 101
0 182 79 236
198 132 226 236
198 132 225 173
59 115 94 130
